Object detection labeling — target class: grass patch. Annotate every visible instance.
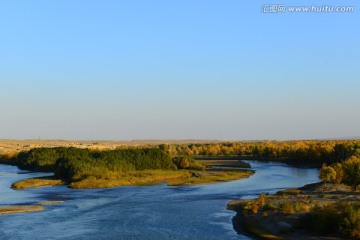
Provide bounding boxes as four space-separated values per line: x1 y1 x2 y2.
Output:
276 189 301 196
66 169 254 189
199 160 251 168
168 169 254 186
11 176 63 190
11 169 253 189
278 201 310 214
69 170 191 189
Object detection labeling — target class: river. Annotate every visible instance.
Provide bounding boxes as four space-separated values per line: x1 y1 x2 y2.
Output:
0 161 319 240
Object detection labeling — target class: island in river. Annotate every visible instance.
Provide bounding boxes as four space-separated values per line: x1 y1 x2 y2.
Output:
0 147 254 191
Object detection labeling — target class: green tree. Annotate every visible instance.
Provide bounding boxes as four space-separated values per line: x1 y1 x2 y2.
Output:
173 156 204 170
342 156 360 191
319 165 336 186
331 162 343 184
173 156 192 169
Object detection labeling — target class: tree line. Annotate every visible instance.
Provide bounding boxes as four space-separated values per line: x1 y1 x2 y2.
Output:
1 140 359 183
320 155 360 191
159 140 360 166
0 147 175 182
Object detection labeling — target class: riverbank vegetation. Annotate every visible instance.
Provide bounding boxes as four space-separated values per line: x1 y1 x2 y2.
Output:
227 151 360 239
228 167 360 239
159 139 360 166
2 139 360 166
298 202 360 239
1 147 253 189
168 169 254 186
320 155 360 191
11 176 64 190
2 140 360 167
1 139 359 189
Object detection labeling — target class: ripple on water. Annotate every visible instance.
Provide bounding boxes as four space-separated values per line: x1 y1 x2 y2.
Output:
0 162 319 240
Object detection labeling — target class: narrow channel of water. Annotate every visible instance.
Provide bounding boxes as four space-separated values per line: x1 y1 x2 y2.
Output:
0 161 319 240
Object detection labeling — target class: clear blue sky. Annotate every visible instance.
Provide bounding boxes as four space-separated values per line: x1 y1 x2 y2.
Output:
0 0 359 140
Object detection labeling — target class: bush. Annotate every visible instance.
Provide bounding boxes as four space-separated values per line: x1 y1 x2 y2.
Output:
173 156 205 170
338 202 360 239
278 201 309 214
263 202 276 211
298 202 360 239
257 193 266 206
276 189 301 196
342 156 360 191
279 202 296 214
298 204 338 234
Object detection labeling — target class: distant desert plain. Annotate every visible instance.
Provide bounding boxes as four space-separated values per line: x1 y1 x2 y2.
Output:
0 139 226 155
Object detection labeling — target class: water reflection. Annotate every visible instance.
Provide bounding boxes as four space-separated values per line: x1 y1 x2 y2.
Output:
290 167 313 178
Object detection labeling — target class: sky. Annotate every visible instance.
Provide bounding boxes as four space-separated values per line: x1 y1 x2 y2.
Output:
0 0 359 140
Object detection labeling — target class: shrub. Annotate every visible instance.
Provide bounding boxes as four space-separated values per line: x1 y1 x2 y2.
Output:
342 156 360 191
257 193 267 206
276 189 300 196
278 201 309 214
263 202 276 211
279 202 296 214
298 202 360 239
338 202 360 239
173 156 205 170
251 204 260 214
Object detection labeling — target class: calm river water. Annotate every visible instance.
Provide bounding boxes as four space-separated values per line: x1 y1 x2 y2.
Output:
0 161 319 240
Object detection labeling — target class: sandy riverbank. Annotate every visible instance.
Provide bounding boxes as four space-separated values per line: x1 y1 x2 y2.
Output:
0 201 65 215
0 205 45 215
